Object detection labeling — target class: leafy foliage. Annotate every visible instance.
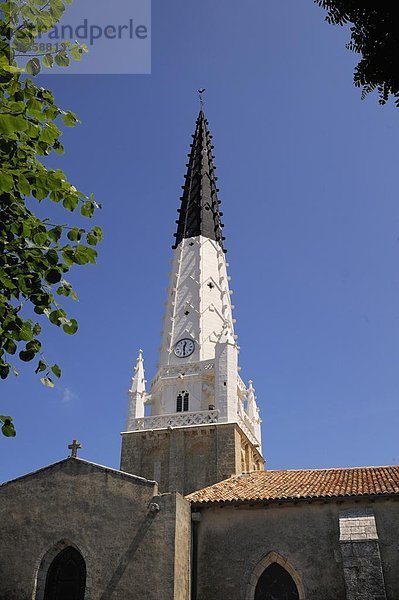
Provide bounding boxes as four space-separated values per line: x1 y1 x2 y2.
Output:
0 415 16 437
0 0 101 436
315 2 399 106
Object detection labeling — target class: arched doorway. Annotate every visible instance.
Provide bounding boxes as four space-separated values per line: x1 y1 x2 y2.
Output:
43 546 86 600
254 562 299 600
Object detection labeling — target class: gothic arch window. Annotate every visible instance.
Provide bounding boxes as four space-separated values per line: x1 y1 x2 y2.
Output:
43 546 86 600
176 391 189 412
246 552 305 600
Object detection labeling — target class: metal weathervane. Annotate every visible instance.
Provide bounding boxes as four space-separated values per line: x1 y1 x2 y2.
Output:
198 88 206 110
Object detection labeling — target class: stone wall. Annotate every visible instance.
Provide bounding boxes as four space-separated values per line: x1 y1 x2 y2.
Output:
120 422 264 496
0 458 190 600
339 508 387 600
193 498 399 600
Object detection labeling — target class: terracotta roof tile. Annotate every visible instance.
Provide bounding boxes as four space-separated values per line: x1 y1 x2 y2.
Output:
186 465 399 505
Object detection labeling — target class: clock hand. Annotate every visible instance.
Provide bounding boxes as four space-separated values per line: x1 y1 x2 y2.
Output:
182 342 187 355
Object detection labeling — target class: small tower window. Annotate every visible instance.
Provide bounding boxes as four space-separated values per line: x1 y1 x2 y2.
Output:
176 391 189 412
176 394 183 412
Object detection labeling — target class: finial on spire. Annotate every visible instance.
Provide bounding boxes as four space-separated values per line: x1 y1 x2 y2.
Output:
198 88 206 110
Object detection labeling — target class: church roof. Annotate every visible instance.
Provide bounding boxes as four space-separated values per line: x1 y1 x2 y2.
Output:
186 465 399 505
173 110 225 250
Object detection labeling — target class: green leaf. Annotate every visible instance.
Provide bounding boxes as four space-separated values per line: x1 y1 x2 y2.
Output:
1 417 16 437
45 269 62 284
62 111 78 127
0 364 10 379
18 174 31 196
86 226 103 246
56 281 73 297
32 323 42 336
35 359 47 374
80 201 94 218
0 114 28 135
74 245 97 265
33 231 48 245
26 58 41 76
67 227 83 242
0 173 14 193
62 246 75 265
48 225 63 242
50 0 65 20
53 140 64 155
63 318 78 335
40 376 55 388
49 309 65 326
33 187 48 201
51 363 61 378
63 194 79 211
54 50 69 67
19 349 35 362
19 323 33 342
26 339 41 353
40 122 61 144
42 53 54 68
4 339 17 355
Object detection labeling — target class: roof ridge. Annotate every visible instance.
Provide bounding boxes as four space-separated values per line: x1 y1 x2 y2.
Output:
252 464 399 474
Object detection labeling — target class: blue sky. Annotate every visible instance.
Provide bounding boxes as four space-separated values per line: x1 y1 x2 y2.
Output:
2 0 399 482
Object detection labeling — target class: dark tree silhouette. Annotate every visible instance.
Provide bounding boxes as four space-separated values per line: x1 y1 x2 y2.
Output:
315 2 399 106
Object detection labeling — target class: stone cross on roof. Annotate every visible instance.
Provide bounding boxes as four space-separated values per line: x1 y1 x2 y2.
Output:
68 439 82 458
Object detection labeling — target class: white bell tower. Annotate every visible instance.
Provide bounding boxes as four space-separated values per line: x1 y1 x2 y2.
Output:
121 110 264 494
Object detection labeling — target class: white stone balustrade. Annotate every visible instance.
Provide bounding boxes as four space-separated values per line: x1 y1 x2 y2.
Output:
134 409 219 430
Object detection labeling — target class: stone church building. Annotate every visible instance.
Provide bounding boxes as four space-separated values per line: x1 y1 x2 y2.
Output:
1 111 398 600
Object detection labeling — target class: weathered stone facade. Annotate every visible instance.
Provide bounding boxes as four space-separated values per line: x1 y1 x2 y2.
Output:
120 422 264 495
1 454 398 599
192 498 399 600
0 458 190 600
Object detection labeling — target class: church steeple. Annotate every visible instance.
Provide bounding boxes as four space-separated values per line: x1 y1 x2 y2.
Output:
121 108 264 495
173 110 225 251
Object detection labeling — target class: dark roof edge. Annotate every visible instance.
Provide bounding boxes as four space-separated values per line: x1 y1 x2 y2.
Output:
188 491 399 508
0 457 156 488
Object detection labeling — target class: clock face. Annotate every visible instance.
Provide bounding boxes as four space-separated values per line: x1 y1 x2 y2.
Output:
174 338 195 358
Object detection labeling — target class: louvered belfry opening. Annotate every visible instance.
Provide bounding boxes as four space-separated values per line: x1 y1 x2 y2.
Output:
43 546 86 600
254 562 299 600
173 110 226 251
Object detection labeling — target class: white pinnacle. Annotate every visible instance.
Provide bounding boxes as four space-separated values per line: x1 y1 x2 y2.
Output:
126 349 147 430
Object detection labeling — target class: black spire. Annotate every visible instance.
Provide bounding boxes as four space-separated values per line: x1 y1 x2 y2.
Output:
173 111 226 251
